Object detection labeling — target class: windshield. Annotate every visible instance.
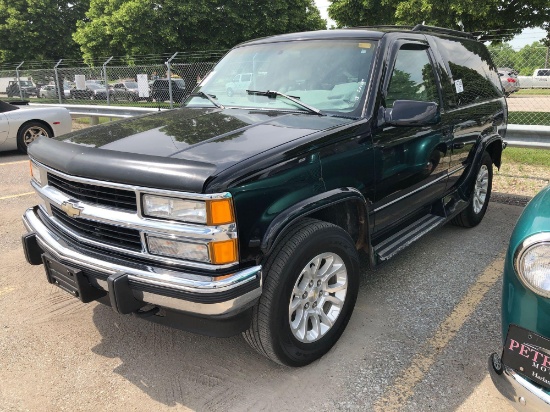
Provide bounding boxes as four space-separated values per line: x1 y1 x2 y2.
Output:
186 39 376 116
124 82 138 88
20 81 33 86
88 84 102 90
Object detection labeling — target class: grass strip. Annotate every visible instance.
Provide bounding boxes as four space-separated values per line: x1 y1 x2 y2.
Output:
508 112 550 126
502 147 550 167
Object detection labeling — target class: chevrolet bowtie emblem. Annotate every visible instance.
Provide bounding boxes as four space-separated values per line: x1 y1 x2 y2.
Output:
60 200 83 218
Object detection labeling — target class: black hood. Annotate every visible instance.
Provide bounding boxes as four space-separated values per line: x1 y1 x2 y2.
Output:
30 107 351 192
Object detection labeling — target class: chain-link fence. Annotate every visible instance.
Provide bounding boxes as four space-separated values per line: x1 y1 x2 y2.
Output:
490 45 550 126
0 51 225 109
1 47 549 125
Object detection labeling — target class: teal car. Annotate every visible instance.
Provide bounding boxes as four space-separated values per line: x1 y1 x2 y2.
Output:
490 185 550 409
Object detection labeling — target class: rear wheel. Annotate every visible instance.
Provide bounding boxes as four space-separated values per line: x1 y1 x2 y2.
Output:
452 151 493 228
243 218 359 366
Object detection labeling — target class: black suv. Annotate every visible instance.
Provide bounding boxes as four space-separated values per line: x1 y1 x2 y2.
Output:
23 26 506 366
150 78 186 102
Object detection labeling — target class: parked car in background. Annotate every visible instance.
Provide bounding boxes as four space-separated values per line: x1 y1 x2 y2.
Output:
6 80 38 98
498 68 520 96
70 83 112 100
39 85 57 99
151 78 186 102
225 73 253 96
112 81 152 101
0 100 71 153
40 82 74 99
490 185 550 410
517 68 550 89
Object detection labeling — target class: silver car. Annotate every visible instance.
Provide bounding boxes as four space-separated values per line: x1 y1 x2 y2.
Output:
498 68 520 96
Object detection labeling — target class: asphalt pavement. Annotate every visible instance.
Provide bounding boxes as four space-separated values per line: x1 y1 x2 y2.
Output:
0 150 520 411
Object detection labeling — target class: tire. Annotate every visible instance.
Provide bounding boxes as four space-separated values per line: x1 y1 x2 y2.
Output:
451 151 493 228
226 87 233 97
17 121 52 154
243 218 360 366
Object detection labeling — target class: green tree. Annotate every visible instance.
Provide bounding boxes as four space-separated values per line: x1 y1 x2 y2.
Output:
487 43 518 69
74 0 326 63
0 0 89 62
328 0 550 42
515 41 548 75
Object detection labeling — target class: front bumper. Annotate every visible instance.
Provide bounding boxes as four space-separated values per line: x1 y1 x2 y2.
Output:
489 353 550 410
22 206 262 318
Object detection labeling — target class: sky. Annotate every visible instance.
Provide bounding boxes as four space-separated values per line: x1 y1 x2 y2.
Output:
313 0 546 49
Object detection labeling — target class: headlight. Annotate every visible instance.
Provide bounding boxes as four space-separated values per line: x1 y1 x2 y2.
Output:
143 194 207 223
515 236 550 297
142 194 234 225
29 161 42 185
147 235 209 261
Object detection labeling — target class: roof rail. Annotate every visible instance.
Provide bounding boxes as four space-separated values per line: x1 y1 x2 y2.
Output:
347 24 476 40
348 25 415 31
411 24 475 39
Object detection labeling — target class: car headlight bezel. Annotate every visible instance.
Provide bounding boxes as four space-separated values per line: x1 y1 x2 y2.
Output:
514 233 550 298
142 194 208 224
29 160 43 186
141 193 235 226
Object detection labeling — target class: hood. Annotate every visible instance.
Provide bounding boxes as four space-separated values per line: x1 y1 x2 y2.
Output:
57 107 351 172
31 107 352 193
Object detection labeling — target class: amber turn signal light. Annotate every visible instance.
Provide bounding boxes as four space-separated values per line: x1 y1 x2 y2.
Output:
207 198 234 226
209 239 238 264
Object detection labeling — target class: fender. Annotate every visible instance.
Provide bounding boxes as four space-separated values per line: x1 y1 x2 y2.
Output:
457 133 503 201
261 187 371 256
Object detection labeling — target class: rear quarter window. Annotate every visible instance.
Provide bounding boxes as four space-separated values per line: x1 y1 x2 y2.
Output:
433 37 502 108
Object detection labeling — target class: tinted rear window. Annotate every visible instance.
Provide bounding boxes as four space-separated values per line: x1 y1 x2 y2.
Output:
434 37 502 107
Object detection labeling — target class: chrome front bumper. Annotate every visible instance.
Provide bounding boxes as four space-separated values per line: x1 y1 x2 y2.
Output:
23 206 262 317
489 353 550 411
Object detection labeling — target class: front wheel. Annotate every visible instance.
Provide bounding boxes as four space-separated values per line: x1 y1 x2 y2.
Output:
17 121 52 154
452 151 493 228
243 218 359 366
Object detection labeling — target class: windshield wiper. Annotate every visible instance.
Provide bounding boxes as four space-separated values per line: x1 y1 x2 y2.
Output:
189 91 224 109
246 90 325 116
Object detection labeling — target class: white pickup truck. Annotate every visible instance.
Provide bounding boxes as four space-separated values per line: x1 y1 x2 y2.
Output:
517 68 550 88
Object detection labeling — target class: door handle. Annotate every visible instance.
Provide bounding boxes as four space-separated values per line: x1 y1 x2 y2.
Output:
453 142 465 149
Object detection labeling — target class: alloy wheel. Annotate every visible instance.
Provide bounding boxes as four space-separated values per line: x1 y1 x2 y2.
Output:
288 252 348 343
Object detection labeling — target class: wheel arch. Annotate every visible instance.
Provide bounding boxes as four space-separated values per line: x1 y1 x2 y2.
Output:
18 119 55 139
457 135 502 201
485 136 504 169
260 187 372 259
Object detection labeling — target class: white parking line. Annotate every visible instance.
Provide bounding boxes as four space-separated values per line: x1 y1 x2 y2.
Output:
0 160 28 167
0 192 35 200
374 253 506 411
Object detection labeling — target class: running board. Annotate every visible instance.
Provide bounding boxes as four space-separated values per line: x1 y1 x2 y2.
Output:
373 214 446 262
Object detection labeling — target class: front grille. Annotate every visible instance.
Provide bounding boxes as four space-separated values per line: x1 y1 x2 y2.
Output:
47 173 137 212
51 206 142 251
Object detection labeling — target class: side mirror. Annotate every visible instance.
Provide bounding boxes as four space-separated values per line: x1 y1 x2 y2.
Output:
384 100 439 126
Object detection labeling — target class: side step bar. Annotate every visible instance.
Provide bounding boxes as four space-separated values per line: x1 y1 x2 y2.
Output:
373 214 446 262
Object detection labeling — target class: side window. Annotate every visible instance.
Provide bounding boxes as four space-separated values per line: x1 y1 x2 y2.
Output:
386 47 438 108
434 37 502 107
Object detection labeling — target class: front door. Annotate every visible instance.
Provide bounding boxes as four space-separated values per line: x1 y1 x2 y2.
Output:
372 41 451 234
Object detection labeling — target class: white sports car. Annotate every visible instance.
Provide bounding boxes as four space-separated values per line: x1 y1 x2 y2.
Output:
0 101 72 154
